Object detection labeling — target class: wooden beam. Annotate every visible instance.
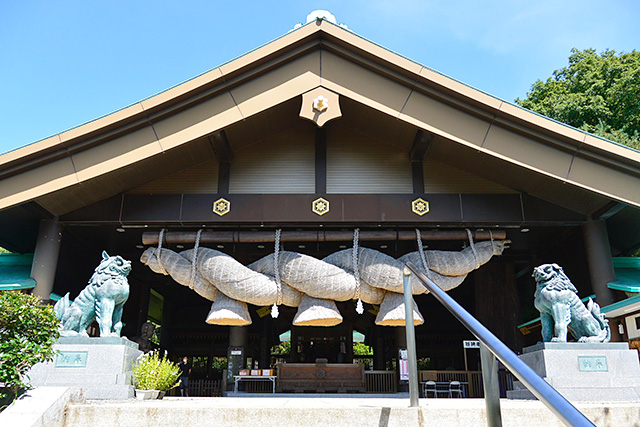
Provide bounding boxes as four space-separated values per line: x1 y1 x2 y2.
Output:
315 127 327 194
209 131 233 162
142 229 507 245
209 131 233 194
410 130 433 193
589 201 626 220
412 162 424 194
410 130 432 162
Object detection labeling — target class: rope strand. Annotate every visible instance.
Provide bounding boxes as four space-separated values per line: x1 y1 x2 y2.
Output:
154 229 168 274
189 229 203 290
489 229 495 253
466 228 480 269
416 228 430 272
271 229 282 318
352 228 364 314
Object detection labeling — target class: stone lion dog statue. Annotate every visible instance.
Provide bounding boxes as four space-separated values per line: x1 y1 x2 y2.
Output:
54 251 131 337
533 263 610 343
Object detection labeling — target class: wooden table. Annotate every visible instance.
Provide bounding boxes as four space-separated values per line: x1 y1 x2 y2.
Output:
277 363 365 393
233 375 277 393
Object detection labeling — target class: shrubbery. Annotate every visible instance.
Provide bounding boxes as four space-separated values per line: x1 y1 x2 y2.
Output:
132 351 181 391
0 291 60 407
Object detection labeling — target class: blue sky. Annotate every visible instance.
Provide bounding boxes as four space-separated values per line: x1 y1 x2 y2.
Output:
1 1 638 154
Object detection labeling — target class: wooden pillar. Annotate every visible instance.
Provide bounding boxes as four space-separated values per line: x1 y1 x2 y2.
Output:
373 326 385 370
136 282 151 334
226 326 248 389
474 262 524 352
159 296 172 354
395 326 408 392
290 327 299 363
229 326 248 352
229 326 248 369
583 218 622 341
346 324 354 363
583 218 617 305
31 217 63 302
259 316 272 369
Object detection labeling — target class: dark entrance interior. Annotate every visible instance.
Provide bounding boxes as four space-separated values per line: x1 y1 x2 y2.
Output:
46 223 597 383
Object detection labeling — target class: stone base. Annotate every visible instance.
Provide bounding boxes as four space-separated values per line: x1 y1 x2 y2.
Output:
507 342 640 401
28 337 142 400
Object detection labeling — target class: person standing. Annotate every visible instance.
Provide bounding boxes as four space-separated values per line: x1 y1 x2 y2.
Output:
178 356 192 397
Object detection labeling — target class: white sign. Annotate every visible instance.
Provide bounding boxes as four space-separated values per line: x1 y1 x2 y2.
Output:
463 340 480 349
399 359 409 381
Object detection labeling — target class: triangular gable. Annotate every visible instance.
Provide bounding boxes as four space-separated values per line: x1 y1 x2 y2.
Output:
1 19 639 214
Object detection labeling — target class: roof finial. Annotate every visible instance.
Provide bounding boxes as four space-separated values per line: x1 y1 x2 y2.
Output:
290 10 349 32
306 10 337 24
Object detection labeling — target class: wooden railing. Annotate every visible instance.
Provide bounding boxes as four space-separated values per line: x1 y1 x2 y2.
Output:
364 370 397 393
240 379 275 393
419 370 514 398
167 379 223 397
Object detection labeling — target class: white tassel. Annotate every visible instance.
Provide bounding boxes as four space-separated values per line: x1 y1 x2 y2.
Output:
356 299 364 315
271 303 279 318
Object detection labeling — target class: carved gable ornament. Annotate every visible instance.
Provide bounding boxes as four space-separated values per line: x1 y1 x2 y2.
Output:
299 87 341 127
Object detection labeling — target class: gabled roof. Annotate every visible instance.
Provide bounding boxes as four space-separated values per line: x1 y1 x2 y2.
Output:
1 19 640 215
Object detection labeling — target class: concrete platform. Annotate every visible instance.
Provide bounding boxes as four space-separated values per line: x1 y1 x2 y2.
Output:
0 387 85 427
507 342 640 401
28 337 142 400
62 396 640 427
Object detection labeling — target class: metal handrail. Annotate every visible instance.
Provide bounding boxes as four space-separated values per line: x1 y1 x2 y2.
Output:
404 262 595 427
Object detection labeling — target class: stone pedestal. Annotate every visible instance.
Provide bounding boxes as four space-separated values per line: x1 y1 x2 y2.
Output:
507 342 640 401
28 337 142 399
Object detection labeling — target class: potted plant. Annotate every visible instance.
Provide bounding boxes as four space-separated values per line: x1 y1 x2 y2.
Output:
132 351 181 400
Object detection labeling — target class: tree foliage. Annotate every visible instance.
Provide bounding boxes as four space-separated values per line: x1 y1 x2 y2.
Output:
270 340 291 355
516 48 640 150
0 291 60 404
353 342 373 356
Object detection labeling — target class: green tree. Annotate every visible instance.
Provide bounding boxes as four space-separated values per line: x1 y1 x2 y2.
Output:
353 342 373 356
270 340 291 355
516 48 640 150
353 342 373 367
0 248 10 254
0 292 60 407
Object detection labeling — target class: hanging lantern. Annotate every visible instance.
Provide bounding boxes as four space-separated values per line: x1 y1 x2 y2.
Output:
375 292 424 326
293 295 343 327
205 293 252 326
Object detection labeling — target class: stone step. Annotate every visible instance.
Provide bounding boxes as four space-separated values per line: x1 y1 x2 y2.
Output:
61 396 640 427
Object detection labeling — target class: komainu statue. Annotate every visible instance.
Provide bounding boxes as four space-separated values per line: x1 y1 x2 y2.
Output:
533 263 610 343
54 251 132 337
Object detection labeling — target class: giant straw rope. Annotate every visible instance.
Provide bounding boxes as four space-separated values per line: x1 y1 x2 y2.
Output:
140 230 507 327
